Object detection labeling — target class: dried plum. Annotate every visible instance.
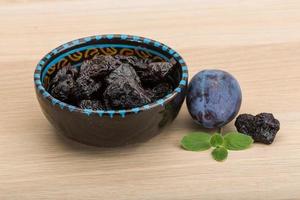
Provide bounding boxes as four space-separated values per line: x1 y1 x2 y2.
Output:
104 65 151 109
152 82 173 99
234 114 256 134
80 55 121 78
106 63 141 85
49 65 78 102
118 57 174 83
75 75 101 99
146 82 173 100
134 62 173 82
104 82 151 109
235 113 280 144
79 100 104 110
114 55 139 65
48 54 175 110
49 64 78 89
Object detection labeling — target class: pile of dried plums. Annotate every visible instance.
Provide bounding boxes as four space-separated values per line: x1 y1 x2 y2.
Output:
48 55 174 110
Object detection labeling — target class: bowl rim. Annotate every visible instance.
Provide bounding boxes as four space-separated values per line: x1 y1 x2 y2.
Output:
34 34 188 118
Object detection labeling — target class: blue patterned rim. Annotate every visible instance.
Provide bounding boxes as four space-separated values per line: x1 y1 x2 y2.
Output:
34 34 188 118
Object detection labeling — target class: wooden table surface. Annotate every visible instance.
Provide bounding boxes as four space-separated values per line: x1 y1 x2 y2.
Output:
1 0 300 199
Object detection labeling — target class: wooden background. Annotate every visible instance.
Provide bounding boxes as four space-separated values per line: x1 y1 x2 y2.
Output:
1 0 300 199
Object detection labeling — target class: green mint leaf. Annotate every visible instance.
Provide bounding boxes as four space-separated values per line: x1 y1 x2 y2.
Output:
224 132 254 150
210 134 224 147
212 147 228 162
181 132 211 151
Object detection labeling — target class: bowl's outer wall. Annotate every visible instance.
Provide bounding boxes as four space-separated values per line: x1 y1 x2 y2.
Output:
34 34 188 147
35 86 187 147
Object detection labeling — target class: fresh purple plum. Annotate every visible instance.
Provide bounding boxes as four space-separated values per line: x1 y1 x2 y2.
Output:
186 69 242 129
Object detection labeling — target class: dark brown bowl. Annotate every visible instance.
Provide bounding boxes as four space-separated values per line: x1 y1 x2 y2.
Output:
34 34 188 147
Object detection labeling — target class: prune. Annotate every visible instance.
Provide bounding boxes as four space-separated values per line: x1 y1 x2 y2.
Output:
235 113 280 144
104 83 151 109
80 55 121 78
74 75 101 99
106 63 141 85
104 65 151 109
114 55 139 65
49 65 78 101
186 70 242 129
234 114 255 134
134 61 173 82
146 82 173 100
110 56 174 82
79 100 104 110
49 64 78 89
48 54 175 110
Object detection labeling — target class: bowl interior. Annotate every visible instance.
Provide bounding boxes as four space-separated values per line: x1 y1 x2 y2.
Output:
35 35 188 114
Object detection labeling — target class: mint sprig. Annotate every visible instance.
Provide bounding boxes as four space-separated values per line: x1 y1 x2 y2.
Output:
180 132 253 162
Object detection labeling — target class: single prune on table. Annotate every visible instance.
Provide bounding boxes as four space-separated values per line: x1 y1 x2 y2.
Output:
235 113 280 144
80 55 121 78
104 65 151 109
187 70 242 129
234 114 256 134
74 75 101 99
79 100 104 110
49 64 78 102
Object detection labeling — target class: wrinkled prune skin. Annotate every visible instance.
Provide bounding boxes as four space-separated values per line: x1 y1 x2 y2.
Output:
106 63 141 85
74 75 101 99
79 100 104 110
235 113 280 144
114 55 139 66
48 55 175 110
234 114 256 134
116 57 173 82
49 65 78 102
80 55 121 78
134 61 173 83
49 65 78 89
147 82 173 100
75 54 119 100
104 65 151 109
104 83 151 109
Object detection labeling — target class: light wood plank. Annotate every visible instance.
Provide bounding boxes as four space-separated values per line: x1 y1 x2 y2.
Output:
0 0 300 199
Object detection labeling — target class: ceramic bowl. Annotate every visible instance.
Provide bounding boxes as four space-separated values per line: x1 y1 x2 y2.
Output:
34 34 188 147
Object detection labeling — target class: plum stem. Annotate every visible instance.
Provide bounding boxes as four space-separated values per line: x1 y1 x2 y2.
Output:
217 127 223 135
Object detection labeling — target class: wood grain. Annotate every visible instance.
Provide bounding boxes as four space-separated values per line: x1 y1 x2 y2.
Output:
1 0 300 199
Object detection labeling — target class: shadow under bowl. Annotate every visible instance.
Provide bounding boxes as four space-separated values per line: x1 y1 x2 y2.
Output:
34 34 188 147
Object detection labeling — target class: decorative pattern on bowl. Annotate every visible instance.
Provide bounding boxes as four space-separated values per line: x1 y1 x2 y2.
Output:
34 34 188 147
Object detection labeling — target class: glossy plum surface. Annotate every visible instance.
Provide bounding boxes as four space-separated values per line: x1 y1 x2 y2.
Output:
186 69 242 129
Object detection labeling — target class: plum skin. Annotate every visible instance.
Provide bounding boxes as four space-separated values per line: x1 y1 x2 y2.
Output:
186 69 242 129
